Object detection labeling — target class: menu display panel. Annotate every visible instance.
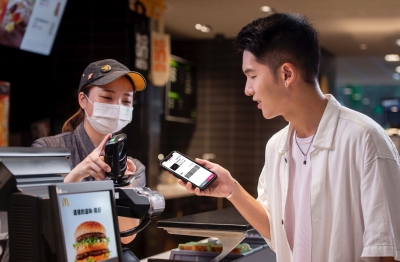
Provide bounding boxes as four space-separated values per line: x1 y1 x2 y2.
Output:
0 0 67 55
49 181 122 262
165 55 197 124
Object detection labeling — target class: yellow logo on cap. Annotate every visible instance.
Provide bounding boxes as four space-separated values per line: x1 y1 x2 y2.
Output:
62 198 69 207
101 65 111 73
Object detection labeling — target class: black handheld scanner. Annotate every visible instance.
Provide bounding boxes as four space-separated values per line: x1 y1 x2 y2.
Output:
105 133 127 184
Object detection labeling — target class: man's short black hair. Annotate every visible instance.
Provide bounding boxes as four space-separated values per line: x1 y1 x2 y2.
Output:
234 13 320 84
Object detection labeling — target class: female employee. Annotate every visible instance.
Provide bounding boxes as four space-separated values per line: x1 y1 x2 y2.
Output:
31 58 147 244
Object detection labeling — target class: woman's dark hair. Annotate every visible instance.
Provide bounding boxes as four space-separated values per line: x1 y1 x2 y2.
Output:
62 84 94 133
61 76 136 133
234 13 320 84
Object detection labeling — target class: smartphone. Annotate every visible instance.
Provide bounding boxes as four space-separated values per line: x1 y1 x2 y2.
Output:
159 151 217 190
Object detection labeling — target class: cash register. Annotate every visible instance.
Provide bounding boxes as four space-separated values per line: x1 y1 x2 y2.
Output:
0 147 165 262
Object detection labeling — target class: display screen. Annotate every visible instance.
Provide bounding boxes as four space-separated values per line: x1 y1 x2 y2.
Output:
161 151 215 188
56 191 119 262
165 55 197 124
0 0 67 55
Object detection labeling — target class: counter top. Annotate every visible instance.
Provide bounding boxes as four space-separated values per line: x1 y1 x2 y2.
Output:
140 250 171 262
157 207 252 231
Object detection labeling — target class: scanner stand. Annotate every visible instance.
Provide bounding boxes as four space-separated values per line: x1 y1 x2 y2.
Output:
122 247 140 262
161 227 248 262
156 207 262 262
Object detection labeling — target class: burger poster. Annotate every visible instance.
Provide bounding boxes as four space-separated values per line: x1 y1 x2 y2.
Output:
58 191 119 262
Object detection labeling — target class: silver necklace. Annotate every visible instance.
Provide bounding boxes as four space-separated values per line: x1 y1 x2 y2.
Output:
294 131 316 165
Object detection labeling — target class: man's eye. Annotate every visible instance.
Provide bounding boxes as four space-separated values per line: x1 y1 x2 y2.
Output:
251 76 256 79
124 100 132 105
101 96 112 100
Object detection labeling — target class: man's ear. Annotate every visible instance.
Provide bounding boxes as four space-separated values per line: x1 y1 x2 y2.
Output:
78 92 87 109
281 63 296 87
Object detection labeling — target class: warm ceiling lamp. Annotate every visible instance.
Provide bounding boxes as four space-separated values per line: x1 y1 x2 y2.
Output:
396 39 400 46
260 6 272 13
396 66 400 73
385 54 400 62
195 24 212 33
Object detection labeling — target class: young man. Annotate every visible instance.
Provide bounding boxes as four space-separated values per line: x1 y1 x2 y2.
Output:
179 13 400 262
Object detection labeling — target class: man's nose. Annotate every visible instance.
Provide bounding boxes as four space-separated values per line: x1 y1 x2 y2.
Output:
244 83 253 96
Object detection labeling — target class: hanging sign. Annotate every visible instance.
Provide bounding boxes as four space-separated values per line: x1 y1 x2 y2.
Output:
129 0 164 20
130 0 150 76
149 30 170 86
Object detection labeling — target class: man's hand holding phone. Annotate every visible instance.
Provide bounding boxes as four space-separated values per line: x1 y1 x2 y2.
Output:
177 158 237 199
160 151 218 190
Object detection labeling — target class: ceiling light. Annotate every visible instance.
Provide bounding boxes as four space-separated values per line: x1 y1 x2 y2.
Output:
200 25 211 33
260 6 272 13
385 54 400 62
396 39 400 46
391 106 399 113
393 73 400 80
352 93 362 101
359 44 368 50
362 98 370 105
195 24 212 33
342 87 353 95
396 66 400 73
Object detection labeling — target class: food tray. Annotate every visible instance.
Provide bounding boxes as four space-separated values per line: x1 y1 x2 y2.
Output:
169 241 269 262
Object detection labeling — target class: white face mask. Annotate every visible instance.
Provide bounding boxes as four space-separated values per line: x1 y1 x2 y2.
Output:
84 95 133 134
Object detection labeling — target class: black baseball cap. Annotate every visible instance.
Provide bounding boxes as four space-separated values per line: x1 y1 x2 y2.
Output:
78 59 146 93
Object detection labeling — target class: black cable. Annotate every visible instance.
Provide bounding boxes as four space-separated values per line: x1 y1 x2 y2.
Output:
120 217 151 237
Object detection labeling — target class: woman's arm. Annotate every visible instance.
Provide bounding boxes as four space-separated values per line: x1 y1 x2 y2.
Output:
64 134 112 182
116 157 147 244
118 216 139 244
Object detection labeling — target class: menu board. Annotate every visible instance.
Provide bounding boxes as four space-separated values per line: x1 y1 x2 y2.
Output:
57 191 119 262
165 55 196 124
0 0 67 55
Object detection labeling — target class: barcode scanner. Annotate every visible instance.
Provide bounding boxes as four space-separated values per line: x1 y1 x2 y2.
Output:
104 133 128 186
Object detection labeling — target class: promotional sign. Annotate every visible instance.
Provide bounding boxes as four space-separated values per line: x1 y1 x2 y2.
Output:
57 191 119 262
130 0 150 77
0 81 9 146
0 0 67 55
149 30 169 86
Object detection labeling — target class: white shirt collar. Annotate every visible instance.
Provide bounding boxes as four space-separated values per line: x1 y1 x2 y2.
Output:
279 94 342 153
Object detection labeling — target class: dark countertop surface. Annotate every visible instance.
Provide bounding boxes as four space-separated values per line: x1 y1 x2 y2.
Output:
157 207 253 232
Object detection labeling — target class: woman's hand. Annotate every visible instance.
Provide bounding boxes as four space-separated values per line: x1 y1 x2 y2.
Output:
64 133 112 182
177 158 236 198
125 158 137 175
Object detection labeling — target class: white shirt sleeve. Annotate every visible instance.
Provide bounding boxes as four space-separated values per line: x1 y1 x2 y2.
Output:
256 164 275 251
360 132 400 260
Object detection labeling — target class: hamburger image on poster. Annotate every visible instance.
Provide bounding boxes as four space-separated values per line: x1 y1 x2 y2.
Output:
58 191 118 262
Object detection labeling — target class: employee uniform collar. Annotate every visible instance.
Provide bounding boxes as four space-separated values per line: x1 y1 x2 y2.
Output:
279 94 342 153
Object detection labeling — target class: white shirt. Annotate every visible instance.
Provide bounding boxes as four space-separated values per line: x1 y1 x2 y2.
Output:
257 95 400 262
284 133 314 262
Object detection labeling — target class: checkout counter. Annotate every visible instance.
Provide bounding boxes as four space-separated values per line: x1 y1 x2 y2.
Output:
142 207 276 262
0 147 165 262
0 147 276 261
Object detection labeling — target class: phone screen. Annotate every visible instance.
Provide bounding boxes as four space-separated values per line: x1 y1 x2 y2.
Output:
161 151 216 188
